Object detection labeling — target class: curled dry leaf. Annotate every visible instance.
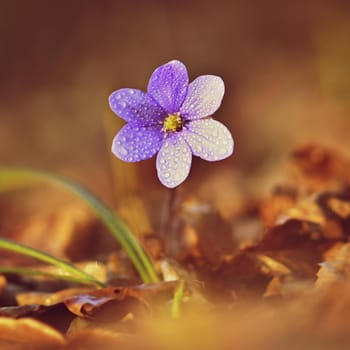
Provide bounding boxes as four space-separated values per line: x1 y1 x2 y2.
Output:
64 287 149 320
4 282 178 325
64 282 178 320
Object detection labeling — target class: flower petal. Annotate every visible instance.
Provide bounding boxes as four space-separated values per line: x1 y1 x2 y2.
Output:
180 75 224 120
182 119 234 161
156 134 192 188
109 88 166 125
112 124 163 162
147 60 189 114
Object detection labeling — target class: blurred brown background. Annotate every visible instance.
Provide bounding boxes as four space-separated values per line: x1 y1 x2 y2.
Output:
0 0 349 205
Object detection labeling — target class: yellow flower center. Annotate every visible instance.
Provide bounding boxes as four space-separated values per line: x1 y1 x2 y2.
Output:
163 114 184 133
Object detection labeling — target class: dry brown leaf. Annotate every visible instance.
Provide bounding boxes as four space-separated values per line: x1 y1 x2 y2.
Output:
64 287 148 320
326 196 350 219
256 218 325 250
166 197 237 267
263 276 283 297
10 282 178 322
260 186 298 227
0 304 56 318
291 143 350 191
64 328 129 350
282 191 350 240
316 192 350 237
316 243 350 287
193 251 274 301
0 276 6 297
0 317 65 350
16 287 92 306
256 254 291 276
64 282 177 320
286 197 325 225
249 219 331 280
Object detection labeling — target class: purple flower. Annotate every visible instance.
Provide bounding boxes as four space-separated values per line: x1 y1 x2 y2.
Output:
109 60 234 188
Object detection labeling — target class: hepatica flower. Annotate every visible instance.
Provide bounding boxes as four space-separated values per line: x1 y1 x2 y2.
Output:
109 60 234 188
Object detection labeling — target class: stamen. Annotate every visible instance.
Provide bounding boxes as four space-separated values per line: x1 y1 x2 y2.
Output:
163 114 184 133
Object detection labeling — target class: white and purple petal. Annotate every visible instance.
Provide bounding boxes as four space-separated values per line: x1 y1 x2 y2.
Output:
109 88 166 125
156 134 192 188
180 75 224 120
112 124 163 162
147 60 189 114
182 119 234 161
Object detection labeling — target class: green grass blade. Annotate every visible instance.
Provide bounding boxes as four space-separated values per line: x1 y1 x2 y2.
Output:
171 280 185 319
0 266 101 286
0 238 104 287
0 167 158 283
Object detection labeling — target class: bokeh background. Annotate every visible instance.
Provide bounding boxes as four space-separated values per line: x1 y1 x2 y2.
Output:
0 0 349 230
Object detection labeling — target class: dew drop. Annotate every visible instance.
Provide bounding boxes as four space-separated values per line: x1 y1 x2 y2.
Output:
118 146 128 156
219 147 227 155
195 144 202 153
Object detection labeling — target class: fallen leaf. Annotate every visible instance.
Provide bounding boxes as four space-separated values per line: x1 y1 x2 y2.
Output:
260 186 298 227
166 197 237 267
0 317 65 350
291 143 350 191
316 243 350 287
64 282 177 320
64 287 148 320
0 276 6 297
64 328 129 350
16 287 92 306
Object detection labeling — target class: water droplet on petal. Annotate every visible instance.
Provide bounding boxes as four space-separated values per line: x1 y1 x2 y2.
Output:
195 144 202 153
118 146 128 156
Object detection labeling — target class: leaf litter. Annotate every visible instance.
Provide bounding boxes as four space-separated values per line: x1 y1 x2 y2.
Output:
1 143 350 349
